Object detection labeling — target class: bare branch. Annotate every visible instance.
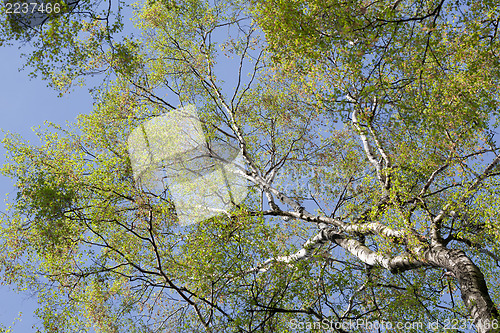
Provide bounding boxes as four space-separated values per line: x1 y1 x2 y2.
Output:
431 154 500 245
329 232 426 273
237 227 425 278
239 228 331 275
341 281 368 319
418 163 449 197
352 109 385 187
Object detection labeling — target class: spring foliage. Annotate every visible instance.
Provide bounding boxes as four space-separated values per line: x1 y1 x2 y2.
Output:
1 0 500 332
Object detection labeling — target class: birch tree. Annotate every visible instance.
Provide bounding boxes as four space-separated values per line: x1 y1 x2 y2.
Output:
252 0 500 331
1 0 500 332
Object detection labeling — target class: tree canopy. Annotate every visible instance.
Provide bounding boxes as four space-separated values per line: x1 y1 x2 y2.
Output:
1 0 500 332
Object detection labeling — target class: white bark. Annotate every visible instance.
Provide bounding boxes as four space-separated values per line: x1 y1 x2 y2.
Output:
423 246 500 333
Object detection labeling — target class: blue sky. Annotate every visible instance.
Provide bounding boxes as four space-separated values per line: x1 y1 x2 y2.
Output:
0 8 242 330
1 3 497 332
0 44 94 332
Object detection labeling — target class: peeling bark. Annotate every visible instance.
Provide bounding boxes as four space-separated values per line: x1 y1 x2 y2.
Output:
324 230 425 272
424 246 500 333
326 230 499 333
